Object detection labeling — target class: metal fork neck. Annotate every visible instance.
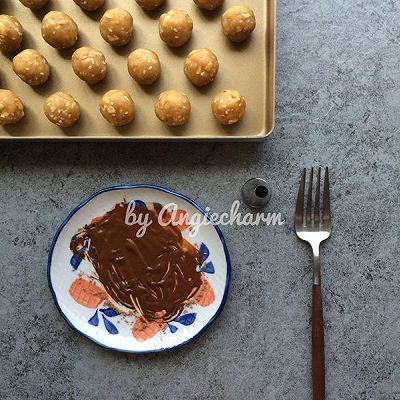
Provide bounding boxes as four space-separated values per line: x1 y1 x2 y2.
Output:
311 243 321 285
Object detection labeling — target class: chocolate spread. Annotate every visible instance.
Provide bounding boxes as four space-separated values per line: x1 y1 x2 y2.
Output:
70 202 203 322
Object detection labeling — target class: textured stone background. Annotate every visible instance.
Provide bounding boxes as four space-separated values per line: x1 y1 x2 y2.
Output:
1 0 400 399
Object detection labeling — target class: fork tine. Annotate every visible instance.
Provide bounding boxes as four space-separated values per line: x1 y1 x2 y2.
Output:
295 168 306 226
306 168 313 226
322 167 331 227
314 167 321 226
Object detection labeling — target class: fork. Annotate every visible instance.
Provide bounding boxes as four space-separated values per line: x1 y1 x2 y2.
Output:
294 167 332 400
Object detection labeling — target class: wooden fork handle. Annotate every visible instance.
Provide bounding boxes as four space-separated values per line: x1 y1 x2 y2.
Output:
312 284 325 400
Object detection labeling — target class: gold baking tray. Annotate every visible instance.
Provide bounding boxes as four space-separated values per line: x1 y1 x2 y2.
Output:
0 0 275 141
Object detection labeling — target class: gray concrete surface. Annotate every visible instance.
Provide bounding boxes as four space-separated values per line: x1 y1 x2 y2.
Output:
1 0 400 399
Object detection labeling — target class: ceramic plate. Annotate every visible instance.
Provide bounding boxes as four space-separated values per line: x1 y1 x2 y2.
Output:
48 185 231 353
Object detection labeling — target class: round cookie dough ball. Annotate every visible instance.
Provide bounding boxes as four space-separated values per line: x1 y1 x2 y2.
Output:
194 0 224 11
212 89 246 125
155 90 191 127
44 92 80 128
0 90 24 125
13 49 50 86
159 9 193 48
100 90 135 126
0 15 23 53
221 6 256 43
19 0 49 9
184 48 219 87
136 0 166 11
100 9 133 47
73 0 105 11
72 47 107 85
128 49 161 85
41 11 78 49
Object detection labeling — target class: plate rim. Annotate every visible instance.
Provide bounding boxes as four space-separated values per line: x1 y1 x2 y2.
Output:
47 184 231 354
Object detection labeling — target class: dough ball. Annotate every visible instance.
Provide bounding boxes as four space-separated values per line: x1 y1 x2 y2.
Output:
44 92 80 128
155 90 191 127
221 5 256 43
159 9 193 48
100 90 135 126
194 0 224 11
100 9 133 47
19 0 49 10
128 49 161 85
0 90 24 125
41 11 78 49
72 47 107 85
13 49 50 86
184 48 219 87
212 89 246 125
136 0 166 11
0 15 23 53
73 0 105 11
